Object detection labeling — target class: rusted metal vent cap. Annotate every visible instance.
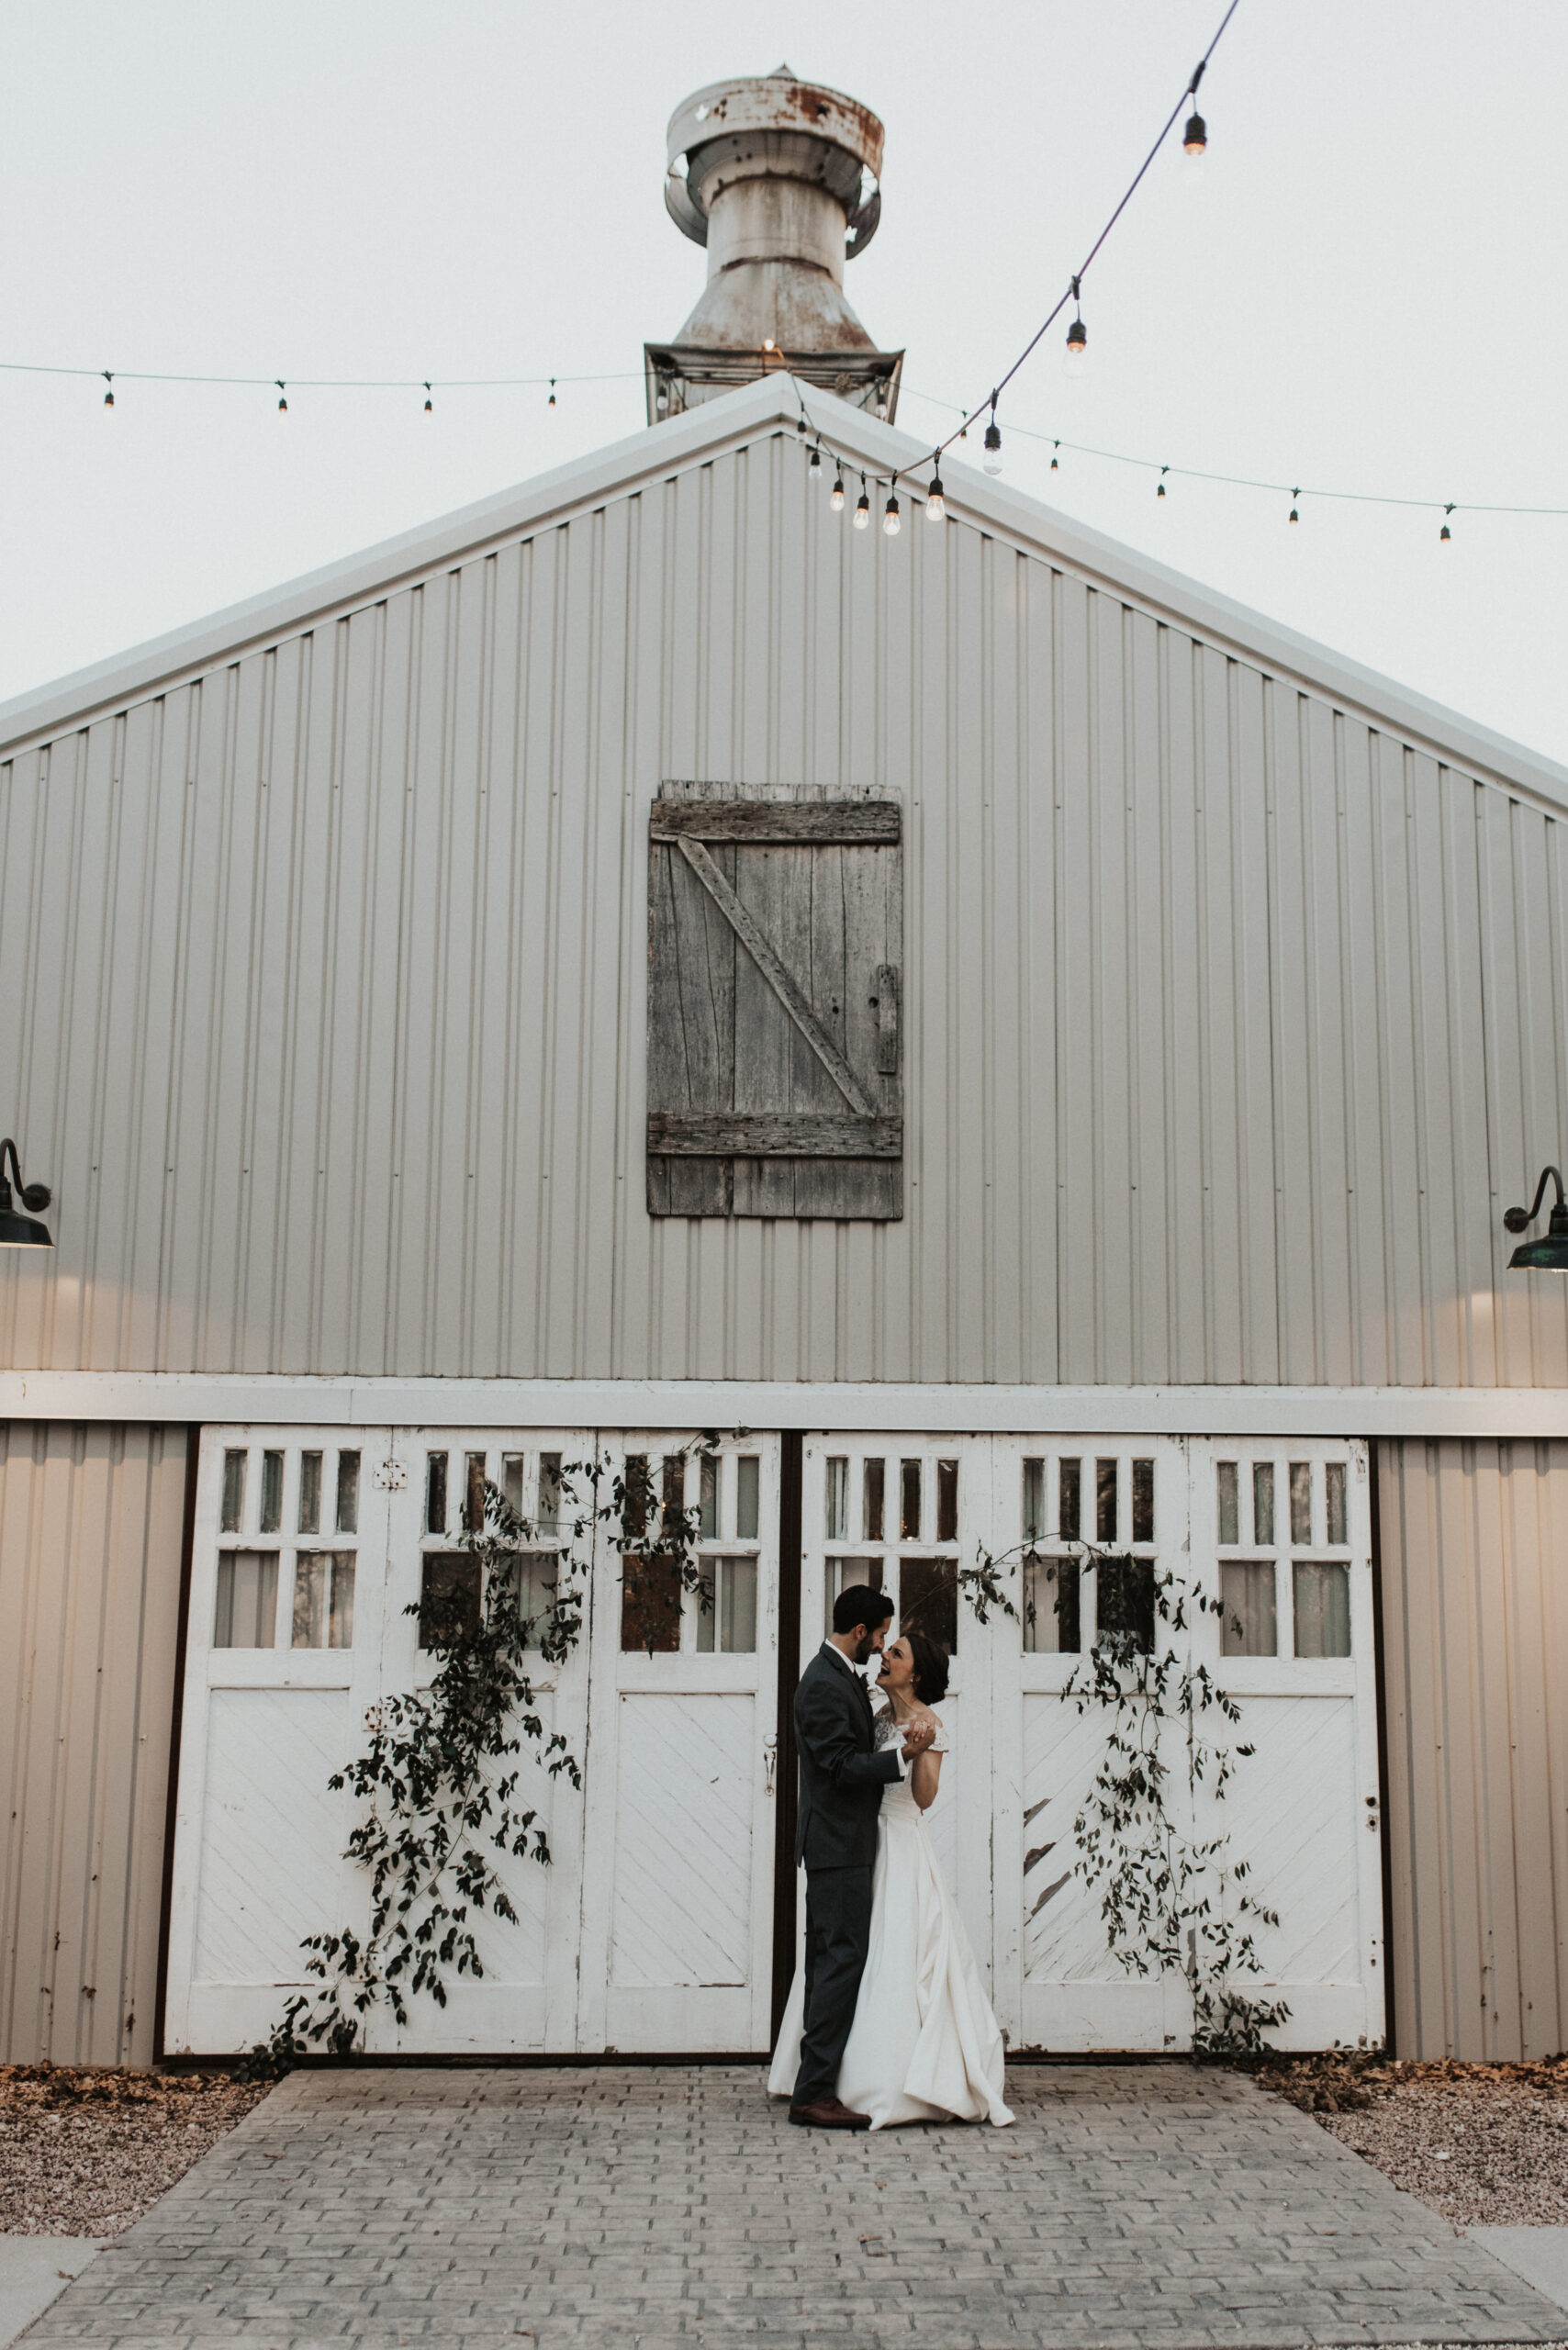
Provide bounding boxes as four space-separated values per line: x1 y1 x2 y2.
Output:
666 67 884 256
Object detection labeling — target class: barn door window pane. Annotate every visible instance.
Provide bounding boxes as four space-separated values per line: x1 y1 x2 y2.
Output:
1294 1562 1351 1658
694 1556 761 1654
1022 1459 1045 1543
215 1551 277 1648
220 1449 247 1534
1289 1462 1313 1546
1325 1461 1348 1548
1252 1461 1275 1548
935 1460 958 1543
293 1553 356 1650
700 1455 719 1539
1221 1563 1277 1657
900 1557 957 1651
825 1458 848 1541
661 1454 688 1535
622 1454 651 1538
735 1457 760 1540
502 1454 525 1519
259 1451 284 1535
863 1460 885 1542
297 1451 322 1535
1024 1558 1081 1653
900 1460 922 1540
465 1452 487 1532
1058 1459 1081 1543
823 1558 884 1637
1095 1459 1118 1544
420 1553 481 1650
1097 1558 1154 1652
538 1454 563 1535
498 1551 557 1635
425 1452 448 1535
622 1552 682 1652
1215 1461 1239 1546
335 1451 360 1535
1131 1460 1155 1545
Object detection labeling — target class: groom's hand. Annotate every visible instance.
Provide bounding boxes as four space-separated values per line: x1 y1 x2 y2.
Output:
901 1720 936 1761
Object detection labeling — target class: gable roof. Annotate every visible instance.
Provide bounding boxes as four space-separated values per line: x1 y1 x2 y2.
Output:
4 373 1565 816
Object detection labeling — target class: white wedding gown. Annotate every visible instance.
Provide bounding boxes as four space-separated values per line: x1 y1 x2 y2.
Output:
769 1714 1014 2129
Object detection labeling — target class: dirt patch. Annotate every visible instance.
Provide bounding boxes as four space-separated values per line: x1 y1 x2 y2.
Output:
0 2062 271 2236
1253 2051 1568 2227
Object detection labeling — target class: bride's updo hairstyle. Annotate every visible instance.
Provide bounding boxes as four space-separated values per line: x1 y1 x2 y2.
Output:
904 1628 950 1707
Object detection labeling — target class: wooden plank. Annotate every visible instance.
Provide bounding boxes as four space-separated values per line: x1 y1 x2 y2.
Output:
650 800 901 845
674 835 878 1116
648 1113 902 1158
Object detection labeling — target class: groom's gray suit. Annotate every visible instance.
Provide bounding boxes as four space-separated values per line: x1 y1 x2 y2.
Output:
791 1641 905 2105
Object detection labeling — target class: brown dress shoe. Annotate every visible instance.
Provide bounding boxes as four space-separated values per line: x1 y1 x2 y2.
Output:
789 2097 872 2129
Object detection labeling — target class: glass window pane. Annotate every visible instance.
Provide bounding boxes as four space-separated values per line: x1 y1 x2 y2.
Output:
420 1552 481 1649
497 1550 556 1637
220 1449 246 1535
465 1452 487 1533
863 1459 885 1543
335 1451 360 1536
1294 1562 1351 1658
539 1453 562 1535
1096 1557 1154 1652
215 1550 277 1648
1221 1562 1277 1657
622 1454 650 1539
1131 1459 1155 1545
935 1460 958 1543
1058 1459 1081 1543
1024 1558 1081 1653
735 1457 760 1541
1325 1461 1348 1548
721 1557 758 1653
297 1450 322 1536
425 1451 448 1536
259 1450 284 1535
900 1460 922 1541
1252 1461 1275 1548
824 1558 883 1638
899 1556 958 1651
694 1569 716 1651
329 1556 355 1649
1096 1458 1118 1545
824 1457 847 1542
292 1553 327 1647
502 1453 525 1519
1216 1461 1239 1547
661 1454 687 1536
1290 1461 1313 1546
700 1454 719 1540
1022 1459 1044 1544
622 1552 682 1652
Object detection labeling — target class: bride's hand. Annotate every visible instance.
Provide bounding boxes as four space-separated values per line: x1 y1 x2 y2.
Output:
901 1718 936 1761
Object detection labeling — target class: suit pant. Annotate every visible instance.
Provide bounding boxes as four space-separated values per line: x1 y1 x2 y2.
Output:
793 1863 874 2105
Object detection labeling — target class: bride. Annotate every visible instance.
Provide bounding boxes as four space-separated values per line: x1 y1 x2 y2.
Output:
769 1626 1014 2130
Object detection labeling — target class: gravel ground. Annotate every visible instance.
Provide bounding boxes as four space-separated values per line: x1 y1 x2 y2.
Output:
1255 2051 1568 2228
0 2063 271 2235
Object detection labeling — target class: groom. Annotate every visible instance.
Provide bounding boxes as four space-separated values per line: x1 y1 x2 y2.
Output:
789 1583 936 2128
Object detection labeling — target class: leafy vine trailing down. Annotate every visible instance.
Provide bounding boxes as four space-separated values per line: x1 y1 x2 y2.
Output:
959 1538 1289 2054
236 1435 725 2078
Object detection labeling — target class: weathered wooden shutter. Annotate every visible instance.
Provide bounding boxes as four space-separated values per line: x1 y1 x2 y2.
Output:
647 783 902 1219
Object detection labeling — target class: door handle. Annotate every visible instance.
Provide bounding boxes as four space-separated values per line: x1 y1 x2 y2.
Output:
763 1733 778 1797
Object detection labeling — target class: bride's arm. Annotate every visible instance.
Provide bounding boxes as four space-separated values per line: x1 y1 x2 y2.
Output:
910 1723 944 1810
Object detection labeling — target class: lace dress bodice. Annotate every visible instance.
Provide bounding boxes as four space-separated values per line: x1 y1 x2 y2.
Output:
873 1710 950 1824
873 1710 951 1754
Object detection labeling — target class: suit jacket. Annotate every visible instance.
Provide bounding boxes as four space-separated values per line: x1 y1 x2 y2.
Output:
793 1643 904 1870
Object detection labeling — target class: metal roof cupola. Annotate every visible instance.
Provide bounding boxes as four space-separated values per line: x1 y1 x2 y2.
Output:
645 66 902 423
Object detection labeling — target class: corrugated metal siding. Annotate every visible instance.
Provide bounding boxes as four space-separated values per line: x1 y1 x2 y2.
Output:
1379 1437 1568 2057
0 1422 188 2064
3 430 1567 1383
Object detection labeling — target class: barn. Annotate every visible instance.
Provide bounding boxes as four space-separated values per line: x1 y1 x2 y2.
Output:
4 71 1566 2074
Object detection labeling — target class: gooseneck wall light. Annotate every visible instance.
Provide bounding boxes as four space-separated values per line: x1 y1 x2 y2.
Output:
0 1138 53 1248
1504 1165 1568 1270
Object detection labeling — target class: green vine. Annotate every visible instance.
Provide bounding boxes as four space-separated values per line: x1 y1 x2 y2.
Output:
963 1538 1289 2055
237 1436 723 2078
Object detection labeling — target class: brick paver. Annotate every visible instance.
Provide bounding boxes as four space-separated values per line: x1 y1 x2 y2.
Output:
22 2064 1566 2348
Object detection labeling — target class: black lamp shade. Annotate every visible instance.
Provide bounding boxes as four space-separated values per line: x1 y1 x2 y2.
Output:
0 1147 52 1246
0 1204 52 1248
1509 1205 1568 1270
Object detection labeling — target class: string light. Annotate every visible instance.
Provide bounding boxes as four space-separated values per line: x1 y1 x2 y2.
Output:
809 446 822 479
983 396 1002 476
925 460 945 520
1050 442 1059 470
276 381 287 413
1182 61 1208 184
831 469 846 512
1156 466 1169 499
883 483 902 536
1288 490 1300 523
1441 505 1455 542
102 372 113 408
854 476 871 530
1065 282 1088 380
423 382 432 413
548 378 556 409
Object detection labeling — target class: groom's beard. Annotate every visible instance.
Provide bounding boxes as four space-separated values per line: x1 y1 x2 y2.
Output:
853 1632 882 1666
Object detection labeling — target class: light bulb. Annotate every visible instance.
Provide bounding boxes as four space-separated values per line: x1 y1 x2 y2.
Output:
854 487 870 530
1049 443 1059 471
1065 319 1088 379
423 384 433 413
276 382 287 412
102 374 114 408
1440 514 1453 542
548 379 556 409
1288 506 1299 525
982 419 1002 476
809 448 822 479
925 472 945 520
883 493 901 536
831 474 846 511
1182 110 1207 184
1156 479 1167 499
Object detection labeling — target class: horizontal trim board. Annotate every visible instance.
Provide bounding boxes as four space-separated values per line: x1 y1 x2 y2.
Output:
646 1113 902 1158
649 801 902 844
5 1373 1566 1439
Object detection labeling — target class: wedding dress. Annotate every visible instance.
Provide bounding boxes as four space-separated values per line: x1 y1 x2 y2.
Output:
769 1714 1014 2129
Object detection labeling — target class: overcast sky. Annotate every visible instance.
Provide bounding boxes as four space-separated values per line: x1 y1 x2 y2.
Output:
4 0 1565 766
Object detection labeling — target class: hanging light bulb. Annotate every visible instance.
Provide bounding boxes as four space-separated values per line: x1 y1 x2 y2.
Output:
831 471 846 512
1156 467 1169 500
808 447 822 481
925 462 945 520
276 381 288 413
548 379 556 409
854 480 871 530
1288 489 1300 525
1065 318 1088 379
423 383 432 413
655 382 669 414
1050 442 1059 471
1440 505 1455 542
102 372 114 408
1182 109 1207 184
983 395 1002 476
883 487 902 536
